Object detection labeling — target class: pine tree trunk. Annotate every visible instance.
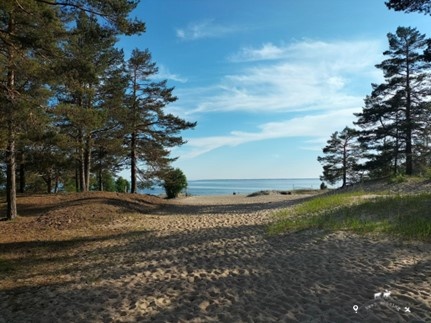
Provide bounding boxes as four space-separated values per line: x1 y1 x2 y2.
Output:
19 161 25 194
405 106 413 175
79 147 85 192
131 132 137 193
98 166 103 191
84 136 91 191
54 177 59 193
6 13 17 220
405 54 413 175
97 148 103 191
394 127 399 175
342 142 347 187
75 162 80 192
6 125 17 220
46 177 52 194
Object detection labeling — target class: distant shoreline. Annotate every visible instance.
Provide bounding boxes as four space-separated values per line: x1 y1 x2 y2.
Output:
142 178 323 196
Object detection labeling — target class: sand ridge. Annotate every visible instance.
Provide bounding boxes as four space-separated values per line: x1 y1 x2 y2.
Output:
0 193 430 322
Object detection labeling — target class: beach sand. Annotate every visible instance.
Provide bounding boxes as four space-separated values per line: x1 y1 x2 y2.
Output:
0 193 430 322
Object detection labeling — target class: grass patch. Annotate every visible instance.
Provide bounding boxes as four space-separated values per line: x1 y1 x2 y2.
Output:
269 192 431 241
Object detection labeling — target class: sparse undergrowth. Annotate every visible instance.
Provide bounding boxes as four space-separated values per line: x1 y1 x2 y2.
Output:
269 191 431 241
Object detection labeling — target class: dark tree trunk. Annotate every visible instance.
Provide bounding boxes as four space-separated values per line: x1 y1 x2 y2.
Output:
84 136 91 191
98 167 103 191
405 49 413 176
19 161 25 194
6 126 17 220
75 161 80 192
97 147 103 191
131 132 137 193
78 135 86 192
79 152 85 192
6 13 17 220
54 176 59 193
45 177 52 194
405 104 413 175
342 144 347 188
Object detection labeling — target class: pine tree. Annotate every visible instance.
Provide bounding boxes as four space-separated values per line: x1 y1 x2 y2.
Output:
355 27 431 176
124 49 196 193
0 1 63 219
355 92 404 177
318 127 361 187
1 0 144 219
54 12 126 191
92 56 129 191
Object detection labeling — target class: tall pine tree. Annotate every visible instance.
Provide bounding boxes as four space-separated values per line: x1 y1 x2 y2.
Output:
1 0 144 219
355 26 431 176
54 12 125 191
0 1 63 219
124 49 196 193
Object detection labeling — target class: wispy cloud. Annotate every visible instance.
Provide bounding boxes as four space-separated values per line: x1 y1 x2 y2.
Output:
229 39 383 64
181 108 358 159
173 38 385 158
229 42 286 62
155 65 188 83
184 39 383 114
176 19 243 41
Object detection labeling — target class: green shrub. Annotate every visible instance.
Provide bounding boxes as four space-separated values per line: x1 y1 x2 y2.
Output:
389 174 406 184
162 168 187 199
115 177 130 193
424 168 431 180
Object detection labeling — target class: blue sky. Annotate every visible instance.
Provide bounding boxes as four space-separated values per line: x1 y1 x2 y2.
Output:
119 0 431 180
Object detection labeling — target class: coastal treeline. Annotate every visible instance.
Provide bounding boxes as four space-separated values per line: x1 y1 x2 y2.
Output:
319 1 431 187
0 1 195 219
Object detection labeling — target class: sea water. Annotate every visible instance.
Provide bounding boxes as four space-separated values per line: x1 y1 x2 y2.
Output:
142 178 322 196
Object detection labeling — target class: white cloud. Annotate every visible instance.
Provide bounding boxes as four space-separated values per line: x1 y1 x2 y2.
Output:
181 39 383 115
176 19 242 41
171 38 385 159
181 108 358 159
229 42 285 62
155 65 188 83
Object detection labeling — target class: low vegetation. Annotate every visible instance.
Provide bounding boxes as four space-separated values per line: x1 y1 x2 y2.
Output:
269 190 431 241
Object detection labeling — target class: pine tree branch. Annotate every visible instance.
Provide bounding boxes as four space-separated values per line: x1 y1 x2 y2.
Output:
33 0 108 18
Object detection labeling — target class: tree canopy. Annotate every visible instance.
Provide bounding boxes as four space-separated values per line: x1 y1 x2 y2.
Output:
320 26 431 186
386 0 431 15
0 1 194 220
355 27 431 176
318 127 360 187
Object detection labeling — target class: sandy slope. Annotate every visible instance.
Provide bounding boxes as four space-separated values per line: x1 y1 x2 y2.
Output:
0 193 430 322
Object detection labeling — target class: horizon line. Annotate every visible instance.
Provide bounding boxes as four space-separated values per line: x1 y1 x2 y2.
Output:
188 177 321 181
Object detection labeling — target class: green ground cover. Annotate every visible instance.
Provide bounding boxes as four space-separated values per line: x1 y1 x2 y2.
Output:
269 191 431 241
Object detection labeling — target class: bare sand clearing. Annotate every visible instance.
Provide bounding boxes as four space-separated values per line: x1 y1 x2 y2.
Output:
1 193 430 322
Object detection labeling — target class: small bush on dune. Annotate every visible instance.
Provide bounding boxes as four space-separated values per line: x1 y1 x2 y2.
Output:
162 168 187 199
389 174 406 184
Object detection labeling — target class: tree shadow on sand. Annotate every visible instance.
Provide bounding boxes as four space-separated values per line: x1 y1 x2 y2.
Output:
1 216 430 322
153 195 316 216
